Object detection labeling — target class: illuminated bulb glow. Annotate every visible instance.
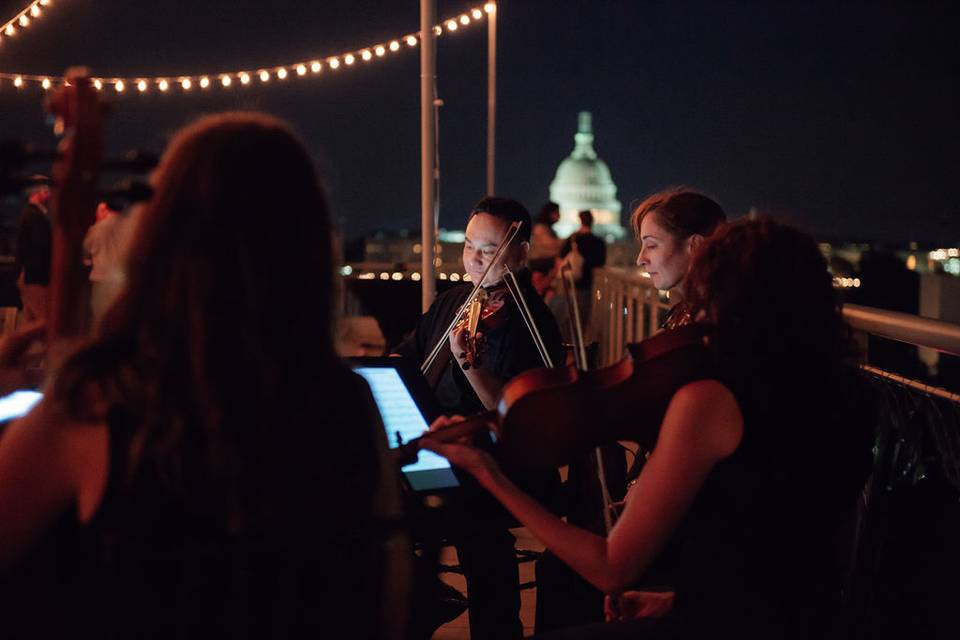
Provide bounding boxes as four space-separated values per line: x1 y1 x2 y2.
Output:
40 0 50 4
6 8 487 95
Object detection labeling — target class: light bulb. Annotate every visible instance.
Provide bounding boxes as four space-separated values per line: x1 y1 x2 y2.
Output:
181 78 191 90
114 80 125 92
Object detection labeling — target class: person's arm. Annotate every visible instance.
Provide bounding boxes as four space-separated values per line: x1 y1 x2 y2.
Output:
423 379 742 593
0 398 109 567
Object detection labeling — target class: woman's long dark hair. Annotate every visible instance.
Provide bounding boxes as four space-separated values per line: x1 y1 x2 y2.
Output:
53 113 340 527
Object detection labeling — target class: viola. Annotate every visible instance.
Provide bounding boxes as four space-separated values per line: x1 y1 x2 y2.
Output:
47 69 106 343
398 322 717 472
453 283 511 370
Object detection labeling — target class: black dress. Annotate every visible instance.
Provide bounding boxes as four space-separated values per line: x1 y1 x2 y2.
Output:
537 367 874 640
0 367 406 639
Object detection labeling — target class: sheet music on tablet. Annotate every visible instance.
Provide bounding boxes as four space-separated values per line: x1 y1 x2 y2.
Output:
354 367 451 474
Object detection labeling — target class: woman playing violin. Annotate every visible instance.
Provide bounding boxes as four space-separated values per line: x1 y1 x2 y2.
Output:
393 197 563 639
634 188 726 329
426 217 874 638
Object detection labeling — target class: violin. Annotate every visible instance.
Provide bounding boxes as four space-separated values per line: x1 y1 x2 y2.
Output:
398 322 717 472
453 284 511 370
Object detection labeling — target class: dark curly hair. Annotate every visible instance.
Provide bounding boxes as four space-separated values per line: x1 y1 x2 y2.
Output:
684 217 850 394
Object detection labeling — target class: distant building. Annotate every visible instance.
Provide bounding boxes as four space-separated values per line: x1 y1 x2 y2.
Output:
549 111 625 240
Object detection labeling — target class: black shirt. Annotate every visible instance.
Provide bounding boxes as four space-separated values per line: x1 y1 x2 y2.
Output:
393 272 564 416
16 203 52 285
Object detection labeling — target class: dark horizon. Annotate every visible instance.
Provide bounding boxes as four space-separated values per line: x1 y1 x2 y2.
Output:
0 0 956 246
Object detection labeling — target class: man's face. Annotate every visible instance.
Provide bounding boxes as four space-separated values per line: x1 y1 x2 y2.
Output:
462 213 526 286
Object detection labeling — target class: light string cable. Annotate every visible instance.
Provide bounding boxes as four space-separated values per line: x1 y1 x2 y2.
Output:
0 0 53 46
0 3 497 93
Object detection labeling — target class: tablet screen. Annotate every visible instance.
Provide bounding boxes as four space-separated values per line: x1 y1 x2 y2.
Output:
0 390 43 424
353 365 459 491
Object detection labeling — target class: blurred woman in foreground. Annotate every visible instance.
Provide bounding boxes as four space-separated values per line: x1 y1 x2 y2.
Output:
0 112 407 638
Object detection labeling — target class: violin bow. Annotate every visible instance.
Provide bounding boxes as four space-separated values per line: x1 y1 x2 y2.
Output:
420 220 522 378
501 266 553 369
559 262 618 534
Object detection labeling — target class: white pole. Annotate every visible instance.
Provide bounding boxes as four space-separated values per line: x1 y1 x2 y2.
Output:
486 3 497 196
420 0 437 312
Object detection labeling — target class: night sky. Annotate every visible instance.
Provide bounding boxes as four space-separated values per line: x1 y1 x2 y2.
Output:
0 0 956 245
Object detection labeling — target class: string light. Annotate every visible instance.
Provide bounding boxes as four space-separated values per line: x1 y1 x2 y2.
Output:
41 77 50 90
1 1 53 44
0 4 495 94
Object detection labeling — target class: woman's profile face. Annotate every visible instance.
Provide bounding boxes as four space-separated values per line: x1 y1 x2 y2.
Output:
636 213 691 291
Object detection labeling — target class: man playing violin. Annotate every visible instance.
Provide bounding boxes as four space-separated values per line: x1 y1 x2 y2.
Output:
393 196 563 639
